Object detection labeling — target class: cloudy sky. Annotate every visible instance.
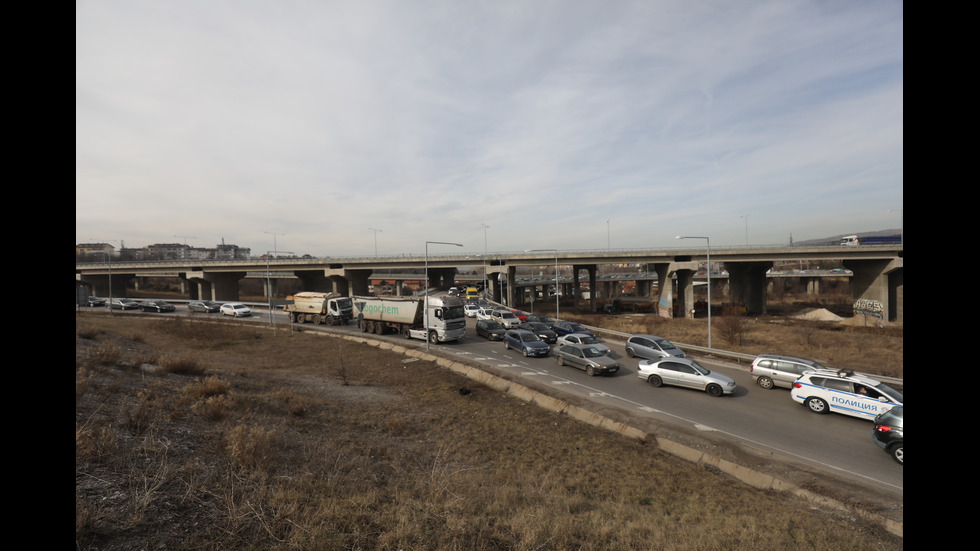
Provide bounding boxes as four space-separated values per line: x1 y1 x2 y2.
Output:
76 1 903 257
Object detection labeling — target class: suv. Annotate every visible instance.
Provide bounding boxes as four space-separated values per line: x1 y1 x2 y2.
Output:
490 309 521 328
750 354 827 390
872 407 903 465
791 369 903 421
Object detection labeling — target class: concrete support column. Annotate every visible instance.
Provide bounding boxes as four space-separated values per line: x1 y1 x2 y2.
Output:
183 271 246 301
842 258 903 322
571 264 598 313
674 268 695 319
344 269 372 297
724 261 773 314
78 273 135 298
803 277 820 294
505 265 517 307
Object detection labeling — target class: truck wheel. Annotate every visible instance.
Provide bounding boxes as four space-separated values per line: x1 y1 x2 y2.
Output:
429 331 438 344
402 326 412 339
363 321 372 333
313 315 323 325
375 322 384 335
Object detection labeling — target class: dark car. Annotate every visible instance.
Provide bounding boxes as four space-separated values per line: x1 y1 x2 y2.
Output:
109 298 140 310
554 343 622 376
519 321 557 344
872 407 903 465
551 321 594 337
188 300 221 313
524 314 556 328
475 319 506 340
139 299 176 312
503 329 550 358
86 296 106 307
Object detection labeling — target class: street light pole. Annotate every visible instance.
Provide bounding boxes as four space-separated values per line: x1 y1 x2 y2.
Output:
527 249 559 320
425 241 463 351
739 213 752 246
481 223 490 296
369 227 382 257
676 235 711 349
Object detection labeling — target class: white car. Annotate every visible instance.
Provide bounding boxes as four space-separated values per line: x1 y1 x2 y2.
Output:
475 307 496 321
464 303 480 318
556 333 610 355
220 302 252 317
791 369 902 421
490 309 521 328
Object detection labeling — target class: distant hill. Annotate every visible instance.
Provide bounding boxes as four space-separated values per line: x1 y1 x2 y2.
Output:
792 229 902 247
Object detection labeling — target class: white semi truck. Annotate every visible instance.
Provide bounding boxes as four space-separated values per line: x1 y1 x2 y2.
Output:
283 292 353 326
353 295 466 344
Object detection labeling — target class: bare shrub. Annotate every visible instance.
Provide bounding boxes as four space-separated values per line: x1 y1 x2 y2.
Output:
191 395 233 421
224 425 277 472
327 339 353 385
182 375 230 399
123 389 158 435
76 422 119 460
714 305 747 346
90 342 121 366
159 355 206 376
77 325 103 340
275 390 307 417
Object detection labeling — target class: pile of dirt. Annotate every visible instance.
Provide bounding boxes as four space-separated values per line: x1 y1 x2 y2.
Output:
791 307 844 322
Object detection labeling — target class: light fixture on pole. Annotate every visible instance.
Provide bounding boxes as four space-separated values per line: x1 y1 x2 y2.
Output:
527 249 559 320
425 241 463 351
676 235 711 349
266 250 294 333
739 213 752 246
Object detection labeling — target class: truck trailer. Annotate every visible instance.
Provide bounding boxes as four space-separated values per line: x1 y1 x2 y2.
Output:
353 295 467 344
283 292 353 326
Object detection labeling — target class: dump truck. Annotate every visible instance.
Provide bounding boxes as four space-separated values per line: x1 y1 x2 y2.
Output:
283 291 353 326
353 295 467 344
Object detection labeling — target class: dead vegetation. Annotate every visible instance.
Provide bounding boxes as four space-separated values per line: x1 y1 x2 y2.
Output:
76 313 901 550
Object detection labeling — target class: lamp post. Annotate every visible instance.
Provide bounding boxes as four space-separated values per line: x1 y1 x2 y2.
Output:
527 249 559 320
369 227 382 257
266 250 294 333
481 223 490 295
425 241 463 351
739 213 752 246
676 235 711 349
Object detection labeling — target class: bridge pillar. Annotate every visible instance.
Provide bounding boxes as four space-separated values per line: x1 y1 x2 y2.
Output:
77 273 135 298
426 267 457 291
182 271 246 301
571 264 598 314
724 261 773 314
842 258 903 323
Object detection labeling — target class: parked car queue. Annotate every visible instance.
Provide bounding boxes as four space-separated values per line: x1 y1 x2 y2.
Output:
84 298 252 318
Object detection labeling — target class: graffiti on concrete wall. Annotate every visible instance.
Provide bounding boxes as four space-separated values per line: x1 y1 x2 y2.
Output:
658 291 672 319
853 298 883 319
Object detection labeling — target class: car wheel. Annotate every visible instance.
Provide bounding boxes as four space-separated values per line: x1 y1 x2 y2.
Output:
805 397 829 414
706 383 723 397
889 443 903 465
557 356 565 366
626 348 635 358
647 375 662 387
757 377 774 390
522 348 529 357
586 366 595 376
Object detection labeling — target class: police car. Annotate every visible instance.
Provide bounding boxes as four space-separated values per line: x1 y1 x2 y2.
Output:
790 369 903 421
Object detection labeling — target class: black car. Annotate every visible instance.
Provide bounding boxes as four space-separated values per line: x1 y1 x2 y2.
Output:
551 321 594 337
188 300 221 313
475 319 506 340
110 298 140 310
872 407 903 465
86 296 107 307
139 299 176 312
524 314 555 328
519 321 557 344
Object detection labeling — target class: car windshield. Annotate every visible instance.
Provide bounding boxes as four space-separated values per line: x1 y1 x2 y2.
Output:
874 382 903 403
485 321 502 329
521 333 541 342
655 338 677 350
570 323 586 331
501 312 517 319
528 323 547 330
689 360 710 375
234 305 247 310
583 347 605 358
580 336 599 344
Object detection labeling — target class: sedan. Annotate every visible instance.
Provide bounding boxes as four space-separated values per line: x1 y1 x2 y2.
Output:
86 296 107 307
554 343 622 376
519 321 557 344
556 333 609 355
625 334 686 360
637 357 737 397
139 299 176 312
502 329 550 357
510 309 529 322
475 319 507 340
464 304 480 318
551 321 594 337
220 302 252 317
476 307 496 321
872 407 903 465
109 298 140 310
188 300 221 313
524 314 555 328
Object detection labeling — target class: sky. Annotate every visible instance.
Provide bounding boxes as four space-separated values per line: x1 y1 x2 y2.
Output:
76 0 903 258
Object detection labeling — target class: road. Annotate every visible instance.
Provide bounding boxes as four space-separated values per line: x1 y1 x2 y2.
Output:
118 304 904 509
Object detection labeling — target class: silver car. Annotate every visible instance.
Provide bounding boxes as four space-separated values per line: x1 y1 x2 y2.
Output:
750 354 827 389
554 343 622 376
556 333 610 355
637 357 736 397
625 334 685 360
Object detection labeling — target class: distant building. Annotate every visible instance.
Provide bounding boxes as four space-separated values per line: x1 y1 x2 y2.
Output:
76 242 251 261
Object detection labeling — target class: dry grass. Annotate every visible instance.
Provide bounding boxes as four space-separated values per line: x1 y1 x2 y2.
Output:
76 313 901 550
